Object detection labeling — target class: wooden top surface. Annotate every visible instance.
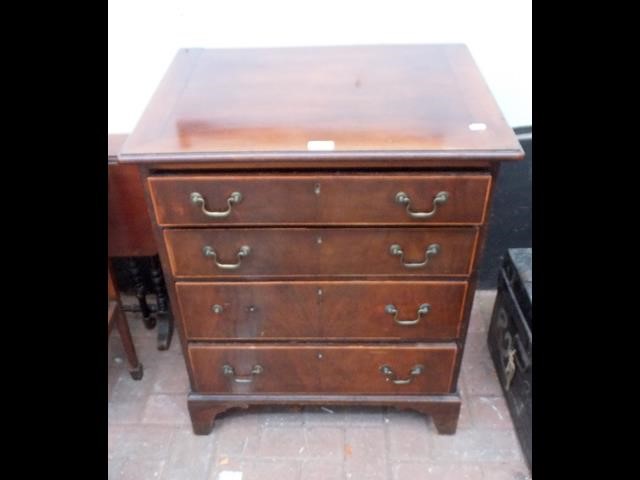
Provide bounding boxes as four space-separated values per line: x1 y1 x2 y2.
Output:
119 45 523 164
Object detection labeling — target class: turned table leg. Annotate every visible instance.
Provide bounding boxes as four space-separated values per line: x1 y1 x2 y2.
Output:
113 302 144 380
126 257 155 329
150 255 173 350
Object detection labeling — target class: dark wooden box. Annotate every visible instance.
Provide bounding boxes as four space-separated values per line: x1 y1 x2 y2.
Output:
487 248 532 470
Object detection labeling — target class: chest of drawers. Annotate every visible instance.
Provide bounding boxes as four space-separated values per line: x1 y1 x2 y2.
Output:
119 44 523 435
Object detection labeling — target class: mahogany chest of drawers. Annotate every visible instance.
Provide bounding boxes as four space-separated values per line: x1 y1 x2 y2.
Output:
119 44 523 435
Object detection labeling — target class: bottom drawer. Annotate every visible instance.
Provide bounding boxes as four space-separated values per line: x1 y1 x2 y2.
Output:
188 344 457 395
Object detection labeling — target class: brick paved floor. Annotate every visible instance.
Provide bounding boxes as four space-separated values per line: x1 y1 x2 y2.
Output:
108 290 531 480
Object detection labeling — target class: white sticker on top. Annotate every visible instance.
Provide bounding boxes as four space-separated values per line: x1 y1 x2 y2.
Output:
307 140 335 151
468 123 487 131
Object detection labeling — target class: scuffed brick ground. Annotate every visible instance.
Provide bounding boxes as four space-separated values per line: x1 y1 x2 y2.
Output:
108 290 531 480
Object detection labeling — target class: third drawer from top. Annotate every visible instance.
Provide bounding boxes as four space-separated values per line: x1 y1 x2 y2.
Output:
176 280 468 341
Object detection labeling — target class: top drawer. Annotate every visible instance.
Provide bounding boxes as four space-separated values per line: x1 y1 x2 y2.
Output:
148 174 491 226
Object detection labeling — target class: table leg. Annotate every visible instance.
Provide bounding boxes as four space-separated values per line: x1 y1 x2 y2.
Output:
113 302 144 380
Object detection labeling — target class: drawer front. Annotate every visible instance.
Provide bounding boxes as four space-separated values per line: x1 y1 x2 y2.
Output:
165 228 477 278
188 344 457 394
149 174 491 226
177 281 467 341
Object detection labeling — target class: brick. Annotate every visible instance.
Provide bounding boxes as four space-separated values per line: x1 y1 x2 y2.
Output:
108 399 147 425
246 460 301 480
481 463 531 480
345 426 386 462
127 308 159 339
303 406 347 426
108 366 125 402
463 332 493 360
215 410 261 456
392 463 483 480
473 290 497 313
137 324 162 342
300 459 343 480
210 458 300 480
152 356 191 394
429 428 522 463
109 334 126 364
344 406 385 426
258 426 307 457
119 457 166 480
344 465 388 480
457 375 468 397
461 354 503 396
468 396 513 430
161 427 217 480
110 365 155 402
108 424 127 459
303 406 384 427
385 410 430 459
467 290 497 333
258 406 304 427
108 425 177 462
344 427 387 480
108 456 126 480
304 427 344 458
166 333 186 356
209 455 250 480
142 394 190 425
135 335 167 359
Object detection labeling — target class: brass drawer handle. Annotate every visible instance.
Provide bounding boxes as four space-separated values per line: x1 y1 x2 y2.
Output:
385 303 431 326
395 191 449 219
190 191 242 218
202 245 250 270
389 243 440 268
222 364 263 384
379 364 424 385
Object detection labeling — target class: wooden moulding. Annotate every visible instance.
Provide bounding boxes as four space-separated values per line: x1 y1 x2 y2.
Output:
187 393 461 435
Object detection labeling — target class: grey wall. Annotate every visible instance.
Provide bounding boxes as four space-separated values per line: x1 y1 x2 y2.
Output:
477 127 532 288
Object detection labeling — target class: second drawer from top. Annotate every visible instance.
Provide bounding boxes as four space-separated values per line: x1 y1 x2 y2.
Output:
149 173 491 226
164 227 478 278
